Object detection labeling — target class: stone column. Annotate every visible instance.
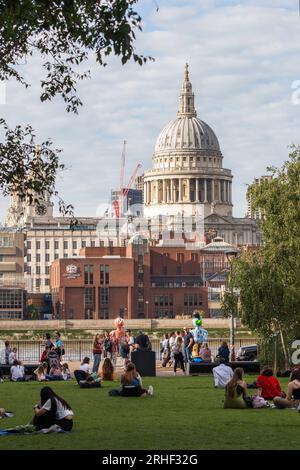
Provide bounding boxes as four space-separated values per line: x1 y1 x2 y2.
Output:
218 180 221 202
170 179 174 203
204 179 208 202
162 179 166 203
186 178 190 202
212 179 215 202
195 178 199 202
179 178 182 202
144 182 148 205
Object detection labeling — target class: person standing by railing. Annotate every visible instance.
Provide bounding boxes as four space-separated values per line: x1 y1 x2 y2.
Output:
92 334 103 374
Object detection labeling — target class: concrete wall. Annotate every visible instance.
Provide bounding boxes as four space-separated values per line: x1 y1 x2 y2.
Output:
0 318 232 330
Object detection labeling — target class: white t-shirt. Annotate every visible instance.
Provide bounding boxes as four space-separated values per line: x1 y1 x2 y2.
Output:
213 364 234 388
42 398 74 420
79 363 90 374
10 365 24 381
169 337 176 348
8 352 17 365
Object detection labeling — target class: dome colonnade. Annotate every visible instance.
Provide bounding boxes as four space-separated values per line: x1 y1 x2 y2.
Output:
144 64 233 218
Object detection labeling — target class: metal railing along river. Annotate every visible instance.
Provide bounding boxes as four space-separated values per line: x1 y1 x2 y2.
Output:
6 338 258 363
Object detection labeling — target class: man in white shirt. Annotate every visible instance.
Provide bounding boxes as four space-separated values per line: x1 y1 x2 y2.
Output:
10 360 25 382
213 358 233 388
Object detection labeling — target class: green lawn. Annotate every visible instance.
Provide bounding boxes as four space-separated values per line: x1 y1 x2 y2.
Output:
0 376 299 450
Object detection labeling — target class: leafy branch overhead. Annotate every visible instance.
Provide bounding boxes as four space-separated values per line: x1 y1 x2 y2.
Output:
0 0 152 113
0 118 75 217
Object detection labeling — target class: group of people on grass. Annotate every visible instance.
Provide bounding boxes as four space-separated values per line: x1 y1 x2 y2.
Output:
161 330 230 374
213 358 300 410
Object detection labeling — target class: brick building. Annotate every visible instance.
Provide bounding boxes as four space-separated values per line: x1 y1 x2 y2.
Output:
50 236 213 320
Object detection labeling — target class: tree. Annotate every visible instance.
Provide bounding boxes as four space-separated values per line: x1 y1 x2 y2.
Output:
0 1 151 215
26 303 39 320
222 148 300 369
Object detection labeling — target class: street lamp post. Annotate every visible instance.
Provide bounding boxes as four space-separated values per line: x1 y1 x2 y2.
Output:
225 250 239 362
145 300 149 319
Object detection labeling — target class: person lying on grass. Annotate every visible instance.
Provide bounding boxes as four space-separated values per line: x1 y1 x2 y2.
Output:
273 370 300 410
31 386 74 431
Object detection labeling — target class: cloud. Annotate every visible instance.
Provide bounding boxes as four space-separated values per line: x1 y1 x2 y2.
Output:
0 0 299 222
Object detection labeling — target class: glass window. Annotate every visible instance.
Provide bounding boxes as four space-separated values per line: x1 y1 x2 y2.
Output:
27 241 31 250
45 240 50 250
36 254 40 263
100 265 104 286
91 240 95 247
45 266 50 275
45 253 50 262
81 241 86 248
54 240 59 250
36 241 40 250
36 266 40 275
27 254 31 262
89 265 94 285
63 241 68 250
105 265 109 285
72 240 77 250
84 265 89 285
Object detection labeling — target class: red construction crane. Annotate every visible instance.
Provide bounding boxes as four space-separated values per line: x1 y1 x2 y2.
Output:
113 142 141 218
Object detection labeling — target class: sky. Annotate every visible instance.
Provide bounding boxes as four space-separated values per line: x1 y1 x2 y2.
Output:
0 0 300 220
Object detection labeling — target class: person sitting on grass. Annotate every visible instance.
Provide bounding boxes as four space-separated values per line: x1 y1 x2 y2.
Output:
34 363 47 382
31 386 74 431
273 370 300 410
80 357 91 375
256 366 285 400
224 368 248 409
10 360 25 382
213 357 233 388
217 341 230 363
120 362 153 397
62 363 72 380
100 358 115 381
46 363 64 381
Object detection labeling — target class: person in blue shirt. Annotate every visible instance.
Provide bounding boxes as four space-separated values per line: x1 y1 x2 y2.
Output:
217 341 230 362
54 332 64 359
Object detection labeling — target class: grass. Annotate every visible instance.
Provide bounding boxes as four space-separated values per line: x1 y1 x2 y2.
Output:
0 376 299 450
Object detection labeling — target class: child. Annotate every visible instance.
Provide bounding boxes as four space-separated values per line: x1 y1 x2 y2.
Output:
62 363 71 380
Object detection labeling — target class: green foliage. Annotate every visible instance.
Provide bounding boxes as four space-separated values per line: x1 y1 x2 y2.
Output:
26 304 40 320
0 0 151 214
227 148 300 367
0 0 152 113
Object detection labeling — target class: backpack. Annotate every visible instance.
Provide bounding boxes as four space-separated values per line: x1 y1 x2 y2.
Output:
104 338 113 353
